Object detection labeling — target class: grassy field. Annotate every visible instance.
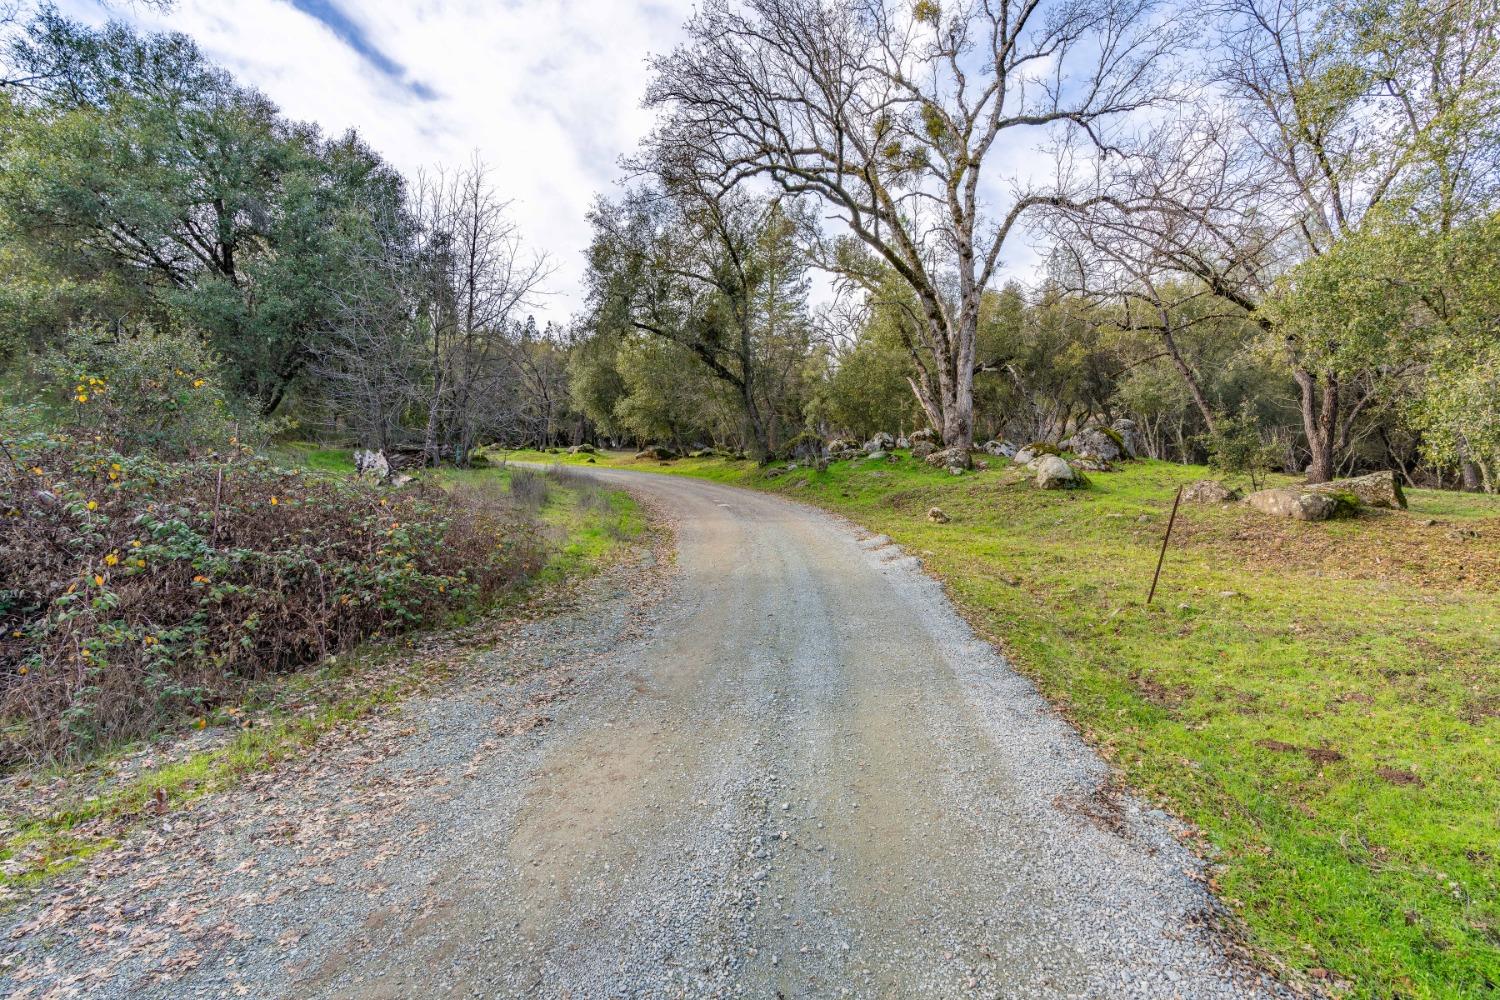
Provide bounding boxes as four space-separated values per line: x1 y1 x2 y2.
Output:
1 450 645 894
506 445 1499 1000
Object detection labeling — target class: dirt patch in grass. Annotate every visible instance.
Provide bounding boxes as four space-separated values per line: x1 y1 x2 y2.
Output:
1256 740 1345 765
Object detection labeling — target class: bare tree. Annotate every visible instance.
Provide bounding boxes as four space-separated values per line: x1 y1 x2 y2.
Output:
315 157 551 462
645 0 1183 455
411 159 552 463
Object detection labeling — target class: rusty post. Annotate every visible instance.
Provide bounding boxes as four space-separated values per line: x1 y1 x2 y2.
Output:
1147 485 1184 605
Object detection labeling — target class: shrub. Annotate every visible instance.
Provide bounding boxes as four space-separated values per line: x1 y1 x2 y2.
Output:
0 437 543 763
41 325 261 457
508 466 550 509
1202 404 1282 490
1025 441 1061 456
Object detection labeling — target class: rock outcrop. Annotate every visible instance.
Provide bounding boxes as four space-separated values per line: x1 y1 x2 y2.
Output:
1308 471 1406 510
1182 480 1242 504
1034 455 1076 489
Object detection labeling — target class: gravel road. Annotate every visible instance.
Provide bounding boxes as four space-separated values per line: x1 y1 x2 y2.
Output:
2 469 1299 999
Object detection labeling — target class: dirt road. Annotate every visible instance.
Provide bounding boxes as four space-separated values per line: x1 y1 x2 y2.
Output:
2 470 1293 999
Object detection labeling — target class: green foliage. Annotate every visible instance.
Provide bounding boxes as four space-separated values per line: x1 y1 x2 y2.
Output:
1202 405 1282 489
38 324 256 456
0 13 405 414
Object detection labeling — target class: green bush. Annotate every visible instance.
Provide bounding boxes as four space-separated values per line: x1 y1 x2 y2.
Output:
41 325 260 457
1202 405 1282 490
0 436 543 763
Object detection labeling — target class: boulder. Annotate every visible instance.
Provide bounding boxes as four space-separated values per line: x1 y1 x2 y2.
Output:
927 507 949 524
925 446 971 470
981 440 1017 458
568 443 597 454
1245 486 1351 521
635 445 677 461
911 441 936 461
354 449 391 479
1072 458 1112 473
910 427 937 444
974 458 990 471
1308 471 1406 510
864 432 896 453
1034 455 1076 489
1013 447 1037 466
1182 479 1242 504
1111 418 1139 458
826 438 858 454
1064 427 1124 463
865 449 889 462
896 436 910 449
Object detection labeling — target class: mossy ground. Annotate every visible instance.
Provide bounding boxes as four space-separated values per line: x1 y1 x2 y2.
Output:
507 445 1500 1000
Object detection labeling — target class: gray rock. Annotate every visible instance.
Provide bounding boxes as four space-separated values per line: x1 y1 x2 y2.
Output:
1013 447 1037 465
1111 418 1139 458
982 440 1017 458
1245 487 1342 521
1065 427 1123 463
895 436 910 449
1034 455 1076 489
865 449 888 462
353 448 391 479
926 507 949 524
863 432 895 453
925 446 971 470
1308 471 1406 510
909 427 937 444
1182 480 1241 504
912 441 936 461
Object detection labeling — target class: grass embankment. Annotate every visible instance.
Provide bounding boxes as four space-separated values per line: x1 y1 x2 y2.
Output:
1 450 644 893
508 446 1499 1000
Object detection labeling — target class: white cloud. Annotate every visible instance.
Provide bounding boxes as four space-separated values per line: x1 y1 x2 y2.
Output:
62 0 693 326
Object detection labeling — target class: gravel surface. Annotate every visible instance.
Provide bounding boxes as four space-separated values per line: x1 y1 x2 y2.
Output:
2 470 1303 999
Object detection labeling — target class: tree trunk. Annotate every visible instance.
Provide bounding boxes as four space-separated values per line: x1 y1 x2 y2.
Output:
1295 367 1338 483
1160 323 1216 432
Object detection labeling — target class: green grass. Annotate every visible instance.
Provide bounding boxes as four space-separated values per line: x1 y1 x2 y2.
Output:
507 446 1500 1000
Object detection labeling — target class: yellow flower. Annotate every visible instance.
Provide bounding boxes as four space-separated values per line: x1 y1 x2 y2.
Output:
16 665 27 676
130 540 142 548
104 552 119 566
81 648 92 657
192 378 206 388
270 496 279 506
135 558 146 568
109 471 119 481
192 574 209 584
87 500 98 511
31 467 43 476
111 463 122 471
93 574 105 586
75 394 88 403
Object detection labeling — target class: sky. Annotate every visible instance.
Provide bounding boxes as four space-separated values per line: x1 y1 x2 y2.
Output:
60 0 696 326
58 0 1054 326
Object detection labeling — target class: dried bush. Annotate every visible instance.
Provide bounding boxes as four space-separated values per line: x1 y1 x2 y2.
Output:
0 436 543 764
507 466 550 510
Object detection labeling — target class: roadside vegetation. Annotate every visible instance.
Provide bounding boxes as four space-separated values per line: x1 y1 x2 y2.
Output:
510 446 1499 1000
0 434 645 892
